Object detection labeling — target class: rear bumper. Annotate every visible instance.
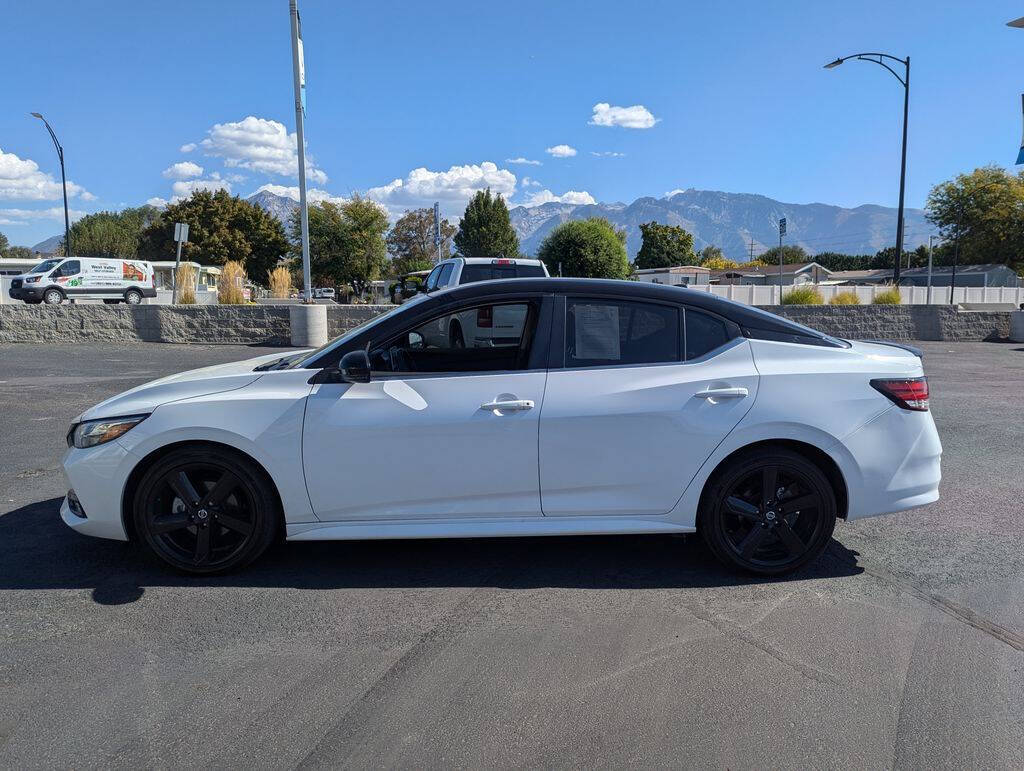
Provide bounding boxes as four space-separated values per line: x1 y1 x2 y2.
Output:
832 406 942 520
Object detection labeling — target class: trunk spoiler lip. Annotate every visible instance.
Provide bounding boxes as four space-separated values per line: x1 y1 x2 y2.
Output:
858 339 924 360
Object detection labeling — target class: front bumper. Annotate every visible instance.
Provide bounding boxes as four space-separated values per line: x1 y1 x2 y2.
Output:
9 285 44 301
60 441 134 540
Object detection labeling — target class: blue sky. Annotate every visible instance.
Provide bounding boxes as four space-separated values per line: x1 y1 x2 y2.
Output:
2 0 1023 247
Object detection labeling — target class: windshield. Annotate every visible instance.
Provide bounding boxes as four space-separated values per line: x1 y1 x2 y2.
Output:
29 259 62 274
287 293 431 368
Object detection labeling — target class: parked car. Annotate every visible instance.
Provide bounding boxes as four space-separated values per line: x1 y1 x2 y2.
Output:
9 256 156 305
59 278 940 575
422 257 549 293
311 287 336 300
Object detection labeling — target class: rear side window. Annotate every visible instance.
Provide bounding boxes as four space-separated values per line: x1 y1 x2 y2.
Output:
566 298 680 367
460 263 547 284
685 308 730 360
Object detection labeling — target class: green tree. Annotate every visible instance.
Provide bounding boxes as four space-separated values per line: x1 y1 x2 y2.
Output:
537 217 629 279
702 256 740 270
289 195 389 297
634 222 695 269
454 189 519 258
926 165 1024 271
139 190 288 280
0 231 8 256
64 205 161 259
813 251 872 271
696 244 725 265
5 245 32 260
386 208 456 275
759 244 809 265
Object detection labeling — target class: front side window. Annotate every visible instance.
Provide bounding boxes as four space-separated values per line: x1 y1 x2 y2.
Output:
685 308 730 360
54 260 80 277
565 298 680 368
371 302 534 374
424 265 442 291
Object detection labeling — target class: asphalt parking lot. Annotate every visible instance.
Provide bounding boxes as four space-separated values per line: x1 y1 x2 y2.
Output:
1 341 1023 769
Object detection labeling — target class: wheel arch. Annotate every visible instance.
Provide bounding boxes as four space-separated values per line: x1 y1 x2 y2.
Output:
698 439 849 521
120 439 286 542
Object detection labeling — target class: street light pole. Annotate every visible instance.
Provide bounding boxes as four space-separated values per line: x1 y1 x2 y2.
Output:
29 112 72 257
824 52 910 284
289 0 312 303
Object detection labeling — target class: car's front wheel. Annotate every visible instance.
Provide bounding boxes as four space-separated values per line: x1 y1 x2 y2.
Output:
699 447 837 575
133 447 279 574
43 288 64 305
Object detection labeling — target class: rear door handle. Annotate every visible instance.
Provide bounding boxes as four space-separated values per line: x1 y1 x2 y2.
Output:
697 387 748 400
481 399 534 412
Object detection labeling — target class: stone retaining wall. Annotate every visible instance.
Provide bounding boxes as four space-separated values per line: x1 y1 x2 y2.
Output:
0 302 1010 345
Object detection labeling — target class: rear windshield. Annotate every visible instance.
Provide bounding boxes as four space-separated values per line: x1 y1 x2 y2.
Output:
460 264 547 284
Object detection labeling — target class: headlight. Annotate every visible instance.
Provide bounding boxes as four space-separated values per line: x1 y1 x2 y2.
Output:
25 276 41 283
69 415 148 449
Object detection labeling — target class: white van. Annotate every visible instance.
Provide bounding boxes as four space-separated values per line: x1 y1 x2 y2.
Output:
8 257 156 305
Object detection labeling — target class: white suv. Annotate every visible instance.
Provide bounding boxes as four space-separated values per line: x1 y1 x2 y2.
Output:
418 258 548 347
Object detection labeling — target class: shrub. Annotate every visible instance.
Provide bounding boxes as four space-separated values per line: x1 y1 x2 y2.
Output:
872 288 902 305
175 264 196 304
268 266 292 299
781 286 824 305
829 290 861 305
218 260 247 304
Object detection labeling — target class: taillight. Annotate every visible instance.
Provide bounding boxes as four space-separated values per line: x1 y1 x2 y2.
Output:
870 377 929 411
477 306 493 328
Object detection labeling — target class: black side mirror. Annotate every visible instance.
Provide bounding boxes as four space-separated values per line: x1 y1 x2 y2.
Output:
339 349 372 383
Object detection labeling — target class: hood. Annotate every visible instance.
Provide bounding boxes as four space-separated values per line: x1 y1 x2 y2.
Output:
78 350 290 421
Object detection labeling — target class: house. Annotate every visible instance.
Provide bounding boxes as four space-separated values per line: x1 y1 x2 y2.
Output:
830 263 1021 287
150 261 221 292
709 261 833 286
632 265 711 286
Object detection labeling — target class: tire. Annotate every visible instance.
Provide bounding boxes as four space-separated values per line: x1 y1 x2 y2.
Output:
43 288 64 305
699 446 837 576
124 289 143 305
132 447 280 574
449 321 465 348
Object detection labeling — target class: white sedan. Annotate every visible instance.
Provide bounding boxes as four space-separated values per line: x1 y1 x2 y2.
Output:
60 278 941 575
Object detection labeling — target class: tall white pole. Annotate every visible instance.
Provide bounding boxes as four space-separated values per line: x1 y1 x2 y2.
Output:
289 0 312 303
926 234 935 305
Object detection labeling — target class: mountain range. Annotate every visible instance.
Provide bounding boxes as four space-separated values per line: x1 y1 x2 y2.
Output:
507 189 931 259
30 188 930 259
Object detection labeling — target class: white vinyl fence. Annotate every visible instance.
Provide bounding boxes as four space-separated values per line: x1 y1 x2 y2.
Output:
693 283 1024 307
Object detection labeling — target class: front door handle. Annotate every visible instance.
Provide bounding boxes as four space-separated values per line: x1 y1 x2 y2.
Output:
481 399 534 413
697 387 749 400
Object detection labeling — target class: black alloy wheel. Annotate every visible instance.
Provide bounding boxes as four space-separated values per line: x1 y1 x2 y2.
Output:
133 448 278 574
700 447 836 575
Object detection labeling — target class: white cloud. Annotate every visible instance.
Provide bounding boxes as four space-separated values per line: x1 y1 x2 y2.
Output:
591 151 625 158
366 161 517 218
521 176 541 187
180 143 197 153
0 206 88 222
589 102 659 129
80 191 98 201
664 188 687 198
170 177 232 202
506 157 542 166
195 116 328 184
162 161 204 180
546 144 577 158
521 189 596 207
146 197 169 208
0 147 92 201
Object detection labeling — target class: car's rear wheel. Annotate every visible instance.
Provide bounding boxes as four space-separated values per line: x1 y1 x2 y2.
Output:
43 288 64 305
699 447 836 575
449 321 465 348
133 448 279 574
124 289 143 305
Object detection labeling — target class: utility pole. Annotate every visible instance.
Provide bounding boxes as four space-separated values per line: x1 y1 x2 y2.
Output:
289 0 312 303
778 217 786 289
433 202 442 263
749 240 755 263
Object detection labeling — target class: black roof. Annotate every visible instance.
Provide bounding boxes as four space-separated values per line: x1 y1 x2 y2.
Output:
431 277 836 343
